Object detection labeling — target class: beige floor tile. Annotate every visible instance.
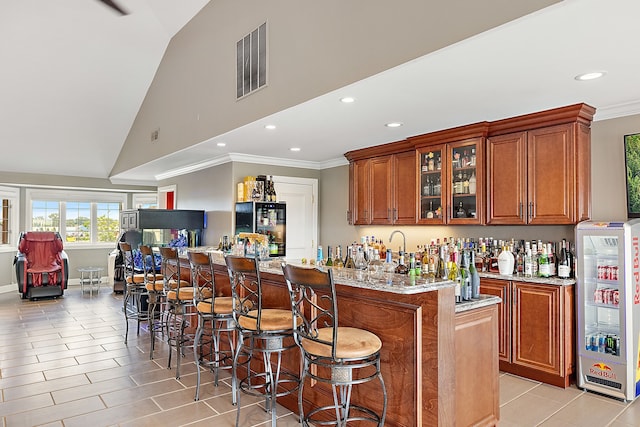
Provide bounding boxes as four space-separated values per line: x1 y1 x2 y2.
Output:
119 400 218 427
100 378 186 407
4 395 105 426
0 357 78 378
610 396 640 425
0 355 39 369
51 375 137 404
62 397 161 427
0 392 54 417
538 392 627 426
500 391 570 426
499 373 541 405
43 358 119 381
3 374 89 401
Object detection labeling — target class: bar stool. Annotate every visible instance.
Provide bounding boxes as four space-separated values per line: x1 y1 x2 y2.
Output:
140 245 165 360
188 251 235 401
282 263 387 426
225 255 300 427
157 246 198 379
120 242 150 344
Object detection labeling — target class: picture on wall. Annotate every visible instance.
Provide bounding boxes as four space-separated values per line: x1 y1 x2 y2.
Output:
624 133 640 218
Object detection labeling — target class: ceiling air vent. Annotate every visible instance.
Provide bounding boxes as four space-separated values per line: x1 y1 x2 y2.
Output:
236 22 267 99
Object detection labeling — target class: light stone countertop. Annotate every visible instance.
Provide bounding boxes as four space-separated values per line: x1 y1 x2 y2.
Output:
478 271 576 286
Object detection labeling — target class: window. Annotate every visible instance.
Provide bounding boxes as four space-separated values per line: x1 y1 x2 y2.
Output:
0 186 19 247
27 189 126 246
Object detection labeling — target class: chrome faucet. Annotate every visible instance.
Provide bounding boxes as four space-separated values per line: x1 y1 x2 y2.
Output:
389 230 406 255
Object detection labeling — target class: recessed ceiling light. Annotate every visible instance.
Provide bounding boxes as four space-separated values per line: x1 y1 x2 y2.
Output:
216 142 226 147
385 122 403 128
575 71 606 81
290 147 301 152
340 97 355 103
265 124 276 130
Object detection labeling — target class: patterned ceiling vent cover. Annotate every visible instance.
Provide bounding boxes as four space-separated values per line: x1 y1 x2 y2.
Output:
236 22 267 99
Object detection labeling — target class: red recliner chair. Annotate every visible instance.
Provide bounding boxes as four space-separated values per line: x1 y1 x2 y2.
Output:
15 231 69 300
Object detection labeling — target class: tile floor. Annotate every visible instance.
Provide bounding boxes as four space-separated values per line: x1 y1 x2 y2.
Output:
1 286 640 426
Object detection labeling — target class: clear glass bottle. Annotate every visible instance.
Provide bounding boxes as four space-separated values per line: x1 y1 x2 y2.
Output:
344 246 355 269
394 251 409 275
468 171 477 194
469 250 480 298
334 245 344 268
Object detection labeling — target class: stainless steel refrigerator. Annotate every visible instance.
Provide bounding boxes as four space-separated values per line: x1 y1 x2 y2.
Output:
235 201 286 257
576 220 640 401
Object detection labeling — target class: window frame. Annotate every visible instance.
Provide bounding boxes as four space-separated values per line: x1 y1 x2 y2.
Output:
0 186 19 252
26 189 126 249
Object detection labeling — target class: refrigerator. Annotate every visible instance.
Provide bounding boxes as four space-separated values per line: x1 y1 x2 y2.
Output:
576 219 640 401
235 201 286 257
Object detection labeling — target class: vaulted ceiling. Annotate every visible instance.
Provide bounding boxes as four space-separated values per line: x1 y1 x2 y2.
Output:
2 0 640 184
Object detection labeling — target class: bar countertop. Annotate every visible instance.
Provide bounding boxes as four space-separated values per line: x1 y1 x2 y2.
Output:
188 248 501 311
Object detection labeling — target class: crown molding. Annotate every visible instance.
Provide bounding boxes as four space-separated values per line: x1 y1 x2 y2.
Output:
594 100 640 121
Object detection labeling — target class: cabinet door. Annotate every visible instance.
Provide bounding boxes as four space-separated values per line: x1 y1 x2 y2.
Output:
393 151 417 224
480 278 511 363
352 159 371 225
527 123 574 224
448 138 483 224
512 281 561 375
370 156 393 224
417 145 445 224
486 132 527 225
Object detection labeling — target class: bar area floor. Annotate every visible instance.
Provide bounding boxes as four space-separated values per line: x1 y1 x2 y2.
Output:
1 288 640 427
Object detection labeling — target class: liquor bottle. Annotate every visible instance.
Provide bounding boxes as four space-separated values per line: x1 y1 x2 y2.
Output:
470 147 477 166
462 172 470 194
316 245 324 267
469 250 481 299
325 246 333 267
548 242 556 277
344 246 355 269
395 251 409 275
408 252 417 276
426 200 435 219
557 239 571 279
456 201 466 218
378 239 387 260
538 244 550 278
524 248 533 278
334 245 344 268
448 260 461 303
421 246 430 278
433 176 441 196
567 242 575 278
497 246 515 276
531 242 539 277
468 171 477 194
354 246 367 271
427 152 435 171
436 153 442 170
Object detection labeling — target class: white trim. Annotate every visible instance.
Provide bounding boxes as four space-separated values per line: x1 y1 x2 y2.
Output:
0 284 16 294
594 100 640 122
0 185 19 248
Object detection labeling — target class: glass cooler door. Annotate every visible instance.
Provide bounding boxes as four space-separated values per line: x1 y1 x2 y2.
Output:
579 232 624 362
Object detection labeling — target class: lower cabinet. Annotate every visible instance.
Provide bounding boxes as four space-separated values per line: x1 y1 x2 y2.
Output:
455 304 500 427
480 277 575 388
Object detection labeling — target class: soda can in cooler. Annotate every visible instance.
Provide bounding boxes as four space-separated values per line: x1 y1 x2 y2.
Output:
598 334 606 353
585 334 592 351
591 334 598 352
612 265 619 281
612 289 620 307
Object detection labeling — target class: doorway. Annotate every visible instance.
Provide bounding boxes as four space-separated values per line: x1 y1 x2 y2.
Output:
272 176 317 260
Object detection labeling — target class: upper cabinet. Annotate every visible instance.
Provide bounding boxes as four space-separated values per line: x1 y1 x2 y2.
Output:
345 103 594 226
487 104 594 225
347 150 416 225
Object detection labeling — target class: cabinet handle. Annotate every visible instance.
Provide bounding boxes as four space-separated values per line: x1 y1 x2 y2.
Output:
346 210 351 224
528 202 533 221
387 208 391 221
393 208 398 221
519 202 523 220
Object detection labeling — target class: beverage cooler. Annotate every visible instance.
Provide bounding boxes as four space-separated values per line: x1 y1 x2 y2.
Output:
235 202 286 257
576 220 640 401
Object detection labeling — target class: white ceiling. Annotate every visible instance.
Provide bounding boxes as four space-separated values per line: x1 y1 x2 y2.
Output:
3 0 640 185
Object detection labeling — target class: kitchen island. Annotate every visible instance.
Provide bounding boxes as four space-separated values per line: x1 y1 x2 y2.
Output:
179 250 501 426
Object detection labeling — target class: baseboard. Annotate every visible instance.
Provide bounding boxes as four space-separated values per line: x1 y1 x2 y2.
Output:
0 284 16 294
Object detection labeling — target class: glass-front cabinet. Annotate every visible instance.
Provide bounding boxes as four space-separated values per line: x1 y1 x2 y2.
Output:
418 144 445 222
417 137 483 224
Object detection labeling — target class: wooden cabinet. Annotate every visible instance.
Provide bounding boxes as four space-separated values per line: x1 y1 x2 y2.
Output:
480 277 575 388
455 305 499 427
345 103 593 227
412 124 488 225
349 152 416 225
487 104 594 225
